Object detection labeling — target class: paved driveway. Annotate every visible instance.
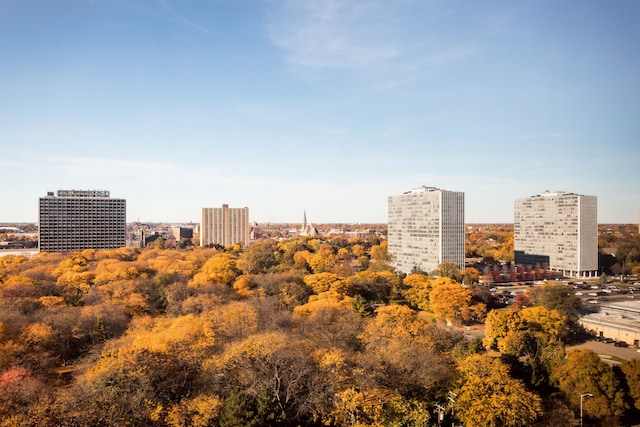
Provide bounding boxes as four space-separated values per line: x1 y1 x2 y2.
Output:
566 341 640 364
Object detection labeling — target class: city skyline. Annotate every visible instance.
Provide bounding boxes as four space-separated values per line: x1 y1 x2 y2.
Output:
1 1 639 224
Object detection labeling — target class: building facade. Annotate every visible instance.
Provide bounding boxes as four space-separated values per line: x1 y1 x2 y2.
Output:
579 301 640 347
514 191 598 277
172 226 194 241
201 204 250 248
39 190 126 252
388 186 465 275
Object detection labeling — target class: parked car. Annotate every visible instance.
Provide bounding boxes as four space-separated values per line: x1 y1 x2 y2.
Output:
602 337 614 344
614 341 629 347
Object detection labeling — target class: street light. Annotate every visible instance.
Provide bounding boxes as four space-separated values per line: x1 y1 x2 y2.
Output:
580 393 593 427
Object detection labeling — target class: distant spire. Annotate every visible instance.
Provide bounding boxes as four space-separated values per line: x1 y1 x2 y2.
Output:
303 210 307 228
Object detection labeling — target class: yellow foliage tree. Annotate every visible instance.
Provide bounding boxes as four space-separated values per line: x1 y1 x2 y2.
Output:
191 253 239 287
455 354 542 427
165 394 223 427
402 274 434 311
303 272 345 295
429 283 485 325
232 275 254 299
519 306 568 341
307 247 337 273
551 349 627 419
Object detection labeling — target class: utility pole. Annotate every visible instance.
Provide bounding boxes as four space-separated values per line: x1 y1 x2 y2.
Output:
434 404 445 427
448 391 457 427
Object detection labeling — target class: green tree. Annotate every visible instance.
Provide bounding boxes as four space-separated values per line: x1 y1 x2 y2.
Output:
460 267 481 285
430 262 462 282
347 270 402 303
218 389 273 427
529 284 582 321
238 239 280 274
380 396 431 427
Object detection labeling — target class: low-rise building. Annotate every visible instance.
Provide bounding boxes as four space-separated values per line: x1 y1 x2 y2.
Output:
579 301 640 346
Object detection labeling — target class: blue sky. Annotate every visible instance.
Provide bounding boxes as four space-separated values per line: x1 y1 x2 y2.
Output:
1 0 639 224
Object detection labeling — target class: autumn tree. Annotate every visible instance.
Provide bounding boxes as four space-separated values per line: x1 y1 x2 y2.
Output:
359 305 453 396
430 262 462 282
306 245 337 274
191 253 240 287
205 332 329 425
619 359 640 411
293 294 362 351
303 272 347 295
252 273 311 310
238 239 280 274
483 307 567 388
429 282 486 325
551 349 627 421
460 267 480 285
53 253 95 305
72 314 219 425
0 366 48 419
165 394 223 427
347 270 402 303
402 273 434 311
454 354 543 427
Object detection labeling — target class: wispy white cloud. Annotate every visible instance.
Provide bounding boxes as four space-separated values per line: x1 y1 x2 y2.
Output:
266 0 399 69
265 0 481 81
121 0 214 35
156 0 214 35
513 132 572 140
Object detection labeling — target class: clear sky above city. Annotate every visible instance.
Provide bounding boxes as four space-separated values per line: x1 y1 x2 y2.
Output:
1 0 639 224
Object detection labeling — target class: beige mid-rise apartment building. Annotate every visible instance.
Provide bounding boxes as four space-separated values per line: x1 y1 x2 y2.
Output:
201 204 250 248
388 186 465 275
514 191 598 277
38 190 126 252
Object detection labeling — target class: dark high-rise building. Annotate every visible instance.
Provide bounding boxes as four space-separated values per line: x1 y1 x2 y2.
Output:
38 190 126 252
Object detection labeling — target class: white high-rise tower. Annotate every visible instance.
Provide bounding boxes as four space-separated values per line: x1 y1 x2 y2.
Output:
201 204 250 248
388 186 465 275
514 191 598 277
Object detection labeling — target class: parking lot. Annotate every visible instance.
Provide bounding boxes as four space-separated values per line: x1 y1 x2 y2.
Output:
566 340 640 364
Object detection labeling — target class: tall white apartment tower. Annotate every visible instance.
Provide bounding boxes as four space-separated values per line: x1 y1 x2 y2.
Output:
388 186 465 275
201 204 250 248
39 190 126 252
514 191 598 277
